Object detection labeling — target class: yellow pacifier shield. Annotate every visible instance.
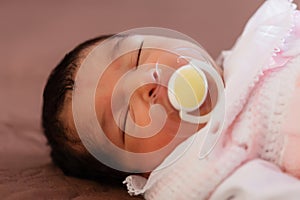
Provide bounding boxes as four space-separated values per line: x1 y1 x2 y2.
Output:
168 65 208 111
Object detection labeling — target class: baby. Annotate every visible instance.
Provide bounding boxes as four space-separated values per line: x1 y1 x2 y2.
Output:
42 0 300 199
42 30 221 177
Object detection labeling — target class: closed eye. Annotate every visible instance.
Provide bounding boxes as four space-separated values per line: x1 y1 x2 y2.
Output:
122 106 130 136
135 41 144 68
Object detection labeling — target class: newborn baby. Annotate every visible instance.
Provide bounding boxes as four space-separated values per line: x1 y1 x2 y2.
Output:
42 0 300 199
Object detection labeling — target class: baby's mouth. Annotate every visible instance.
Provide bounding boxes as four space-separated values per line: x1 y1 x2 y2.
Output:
156 86 178 115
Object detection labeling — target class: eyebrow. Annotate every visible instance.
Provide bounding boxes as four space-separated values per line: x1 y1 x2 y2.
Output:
111 34 130 59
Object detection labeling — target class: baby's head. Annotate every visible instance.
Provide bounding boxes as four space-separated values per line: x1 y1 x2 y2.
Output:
42 33 223 181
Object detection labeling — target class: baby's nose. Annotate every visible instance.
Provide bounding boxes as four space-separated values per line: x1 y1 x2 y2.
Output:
124 66 160 101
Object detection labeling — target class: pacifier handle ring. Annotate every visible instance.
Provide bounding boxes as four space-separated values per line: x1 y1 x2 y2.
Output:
180 59 223 124
168 64 208 112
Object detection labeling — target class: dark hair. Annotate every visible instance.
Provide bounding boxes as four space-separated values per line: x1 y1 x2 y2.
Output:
42 34 130 183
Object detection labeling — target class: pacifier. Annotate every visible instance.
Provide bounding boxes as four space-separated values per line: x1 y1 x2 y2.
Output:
168 59 220 124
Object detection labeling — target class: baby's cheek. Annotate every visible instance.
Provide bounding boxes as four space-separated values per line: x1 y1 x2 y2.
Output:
280 73 300 178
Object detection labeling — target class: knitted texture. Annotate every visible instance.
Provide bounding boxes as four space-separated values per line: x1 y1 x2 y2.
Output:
123 1 300 199
144 146 247 200
229 60 300 166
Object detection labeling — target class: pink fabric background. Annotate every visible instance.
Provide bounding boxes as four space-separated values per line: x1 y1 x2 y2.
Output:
1 0 298 199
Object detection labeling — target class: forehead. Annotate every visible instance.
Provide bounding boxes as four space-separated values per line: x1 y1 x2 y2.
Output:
74 35 200 83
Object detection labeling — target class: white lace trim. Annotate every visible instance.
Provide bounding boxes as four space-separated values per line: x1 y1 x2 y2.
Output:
123 175 147 196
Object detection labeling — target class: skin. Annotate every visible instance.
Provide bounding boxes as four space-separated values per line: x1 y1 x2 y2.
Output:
60 35 223 171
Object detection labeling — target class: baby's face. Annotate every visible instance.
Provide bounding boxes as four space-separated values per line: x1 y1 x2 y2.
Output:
65 35 223 170
94 35 217 154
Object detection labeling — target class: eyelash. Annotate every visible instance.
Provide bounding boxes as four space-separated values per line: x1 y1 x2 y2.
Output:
135 41 144 68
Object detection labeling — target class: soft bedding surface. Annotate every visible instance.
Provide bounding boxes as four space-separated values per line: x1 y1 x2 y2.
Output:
0 120 142 200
